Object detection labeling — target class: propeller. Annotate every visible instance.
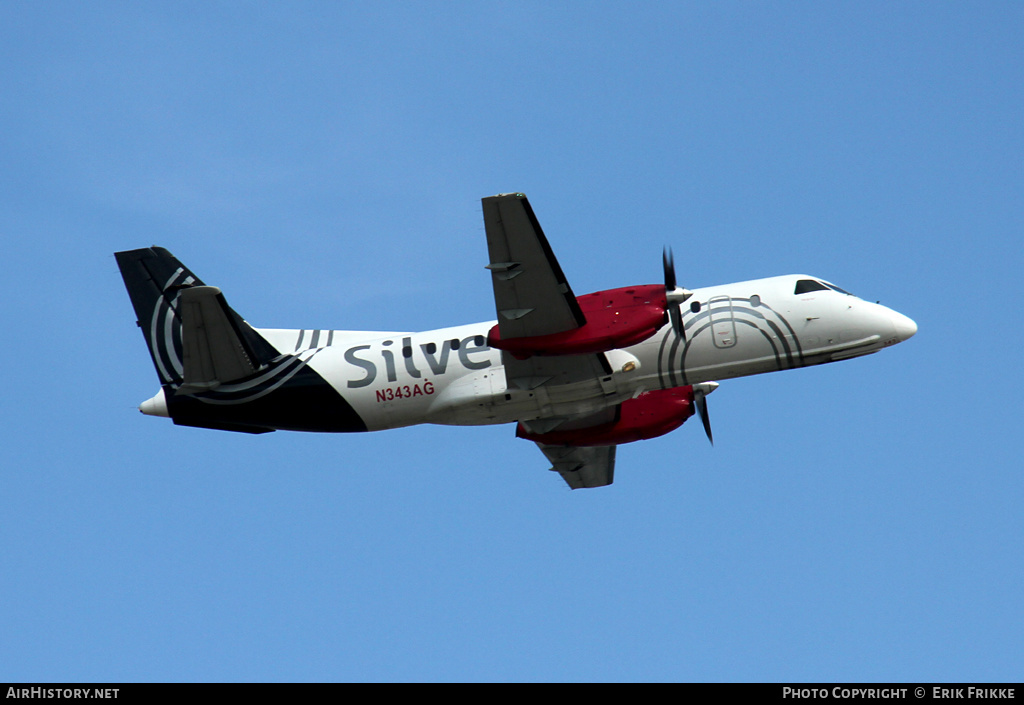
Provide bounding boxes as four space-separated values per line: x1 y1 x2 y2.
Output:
692 382 718 446
662 247 714 445
662 247 693 340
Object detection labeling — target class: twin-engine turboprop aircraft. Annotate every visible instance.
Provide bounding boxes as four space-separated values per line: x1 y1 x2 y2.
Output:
116 193 917 489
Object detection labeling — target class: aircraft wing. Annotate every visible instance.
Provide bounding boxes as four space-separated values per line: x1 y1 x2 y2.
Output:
483 193 619 487
482 192 585 338
482 193 612 389
536 442 616 489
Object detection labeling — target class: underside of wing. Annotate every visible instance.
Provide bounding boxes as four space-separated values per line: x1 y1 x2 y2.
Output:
481 193 622 489
537 442 617 489
502 350 613 391
482 193 585 339
482 192 612 390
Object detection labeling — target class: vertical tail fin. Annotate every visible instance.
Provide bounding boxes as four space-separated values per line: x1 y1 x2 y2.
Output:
114 247 277 387
115 247 204 386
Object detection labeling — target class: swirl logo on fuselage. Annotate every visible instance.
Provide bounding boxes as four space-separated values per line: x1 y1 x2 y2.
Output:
659 295 803 387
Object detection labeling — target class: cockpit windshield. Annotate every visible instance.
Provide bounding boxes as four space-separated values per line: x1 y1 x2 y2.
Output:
823 281 853 295
794 279 829 294
794 279 855 296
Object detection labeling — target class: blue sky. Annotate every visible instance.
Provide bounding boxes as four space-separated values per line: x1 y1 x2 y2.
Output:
2 1 1021 682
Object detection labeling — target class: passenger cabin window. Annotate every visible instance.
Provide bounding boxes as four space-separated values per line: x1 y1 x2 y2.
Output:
794 279 830 295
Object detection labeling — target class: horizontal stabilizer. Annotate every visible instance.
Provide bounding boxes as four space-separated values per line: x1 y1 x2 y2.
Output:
178 286 261 394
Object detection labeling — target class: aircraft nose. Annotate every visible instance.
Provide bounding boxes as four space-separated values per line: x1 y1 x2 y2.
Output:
890 310 918 343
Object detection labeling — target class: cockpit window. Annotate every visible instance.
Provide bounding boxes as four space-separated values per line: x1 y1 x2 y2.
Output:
794 279 830 294
823 282 853 295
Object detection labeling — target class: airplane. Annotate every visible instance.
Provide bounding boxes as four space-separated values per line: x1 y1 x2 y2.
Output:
115 192 917 489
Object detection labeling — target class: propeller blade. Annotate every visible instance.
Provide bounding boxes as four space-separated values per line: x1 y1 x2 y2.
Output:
662 246 696 339
663 247 676 291
696 395 713 446
669 301 685 340
663 247 686 338
692 382 718 447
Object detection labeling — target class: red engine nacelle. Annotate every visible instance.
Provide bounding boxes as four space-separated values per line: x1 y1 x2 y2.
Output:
516 386 696 447
488 284 668 358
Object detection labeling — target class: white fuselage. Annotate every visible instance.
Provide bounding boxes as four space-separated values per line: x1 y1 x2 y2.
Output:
253 274 916 433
